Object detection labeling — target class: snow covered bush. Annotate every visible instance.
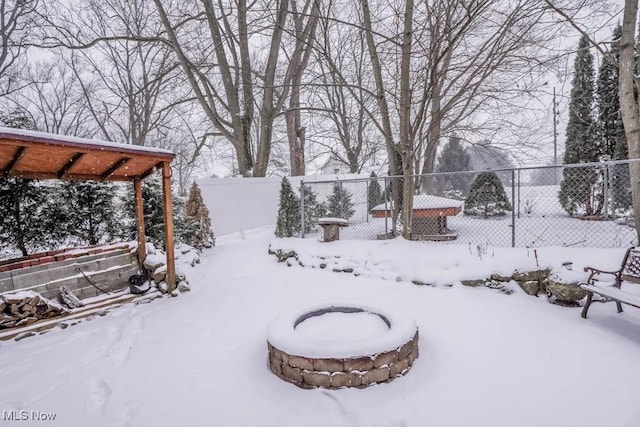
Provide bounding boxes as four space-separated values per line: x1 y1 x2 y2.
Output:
327 182 355 220
367 172 384 212
122 175 195 248
463 171 512 218
0 178 59 256
57 181 120 246
301 186 326 234
184 182 215 248
275 177 300 237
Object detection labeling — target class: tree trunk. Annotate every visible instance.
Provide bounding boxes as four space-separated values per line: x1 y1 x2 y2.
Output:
286 107 306 176
254 0 288 177
618 0 640 243
360 0 402 233
399 0 414 239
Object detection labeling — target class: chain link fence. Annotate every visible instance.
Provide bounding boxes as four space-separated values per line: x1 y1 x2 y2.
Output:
300 160 638 248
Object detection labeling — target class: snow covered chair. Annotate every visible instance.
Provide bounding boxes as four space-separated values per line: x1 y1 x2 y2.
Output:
579 246 640 318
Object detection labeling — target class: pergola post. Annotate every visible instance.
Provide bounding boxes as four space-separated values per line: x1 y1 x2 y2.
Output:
162 162 176 291
133 177 147 266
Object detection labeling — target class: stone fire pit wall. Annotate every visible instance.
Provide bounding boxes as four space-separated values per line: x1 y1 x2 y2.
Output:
267 306 419 389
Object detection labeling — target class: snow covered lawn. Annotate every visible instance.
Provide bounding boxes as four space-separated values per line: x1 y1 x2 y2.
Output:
2 229 640 426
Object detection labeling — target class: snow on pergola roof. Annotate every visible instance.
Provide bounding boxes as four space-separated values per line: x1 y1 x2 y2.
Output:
0 127 175 182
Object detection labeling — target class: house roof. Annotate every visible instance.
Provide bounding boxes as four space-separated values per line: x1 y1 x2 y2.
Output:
0 127 174 182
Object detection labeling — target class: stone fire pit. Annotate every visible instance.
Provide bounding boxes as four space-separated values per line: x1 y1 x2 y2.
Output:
267 305 419 389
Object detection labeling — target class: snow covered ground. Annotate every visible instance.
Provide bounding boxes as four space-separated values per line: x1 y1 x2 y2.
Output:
2 229 640 426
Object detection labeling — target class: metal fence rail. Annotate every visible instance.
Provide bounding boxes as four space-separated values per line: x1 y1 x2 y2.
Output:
300 160 638 248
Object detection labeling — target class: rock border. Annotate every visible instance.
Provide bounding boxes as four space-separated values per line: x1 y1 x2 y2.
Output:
268 246 587 305
267 306 419 389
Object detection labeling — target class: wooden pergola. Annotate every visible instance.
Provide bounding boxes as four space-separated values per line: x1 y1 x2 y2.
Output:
0 127 177 290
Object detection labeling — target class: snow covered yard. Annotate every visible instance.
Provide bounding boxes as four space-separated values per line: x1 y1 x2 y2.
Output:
2 229 640 427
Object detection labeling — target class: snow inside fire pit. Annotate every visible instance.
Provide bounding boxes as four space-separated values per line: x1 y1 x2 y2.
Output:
294 310 390 341
267 304 419 389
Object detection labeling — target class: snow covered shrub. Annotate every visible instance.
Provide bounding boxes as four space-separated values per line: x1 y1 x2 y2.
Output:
0 178 59 256
122 175 195 248
367 172 384 212
327 182 355 219
57 181 119 245
463 171 512 218
184 182 215 248
275 177 300 237
436 135 472 197
301 185 326 234
558 166 604 217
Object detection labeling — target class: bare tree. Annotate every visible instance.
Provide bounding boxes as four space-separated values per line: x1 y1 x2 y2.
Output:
3 57 95 137
0 0 39 96
283 0 321 176
151 0 288 176
152 0 322 177
310 15 383 174
38 0 188 147
315 0 582 237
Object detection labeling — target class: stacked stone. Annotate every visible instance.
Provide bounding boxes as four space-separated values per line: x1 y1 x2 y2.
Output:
268 331 419 389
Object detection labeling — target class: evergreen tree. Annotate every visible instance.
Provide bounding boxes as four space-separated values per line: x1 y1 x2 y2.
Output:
559 35 603 217
0 179 56 256
58 181 119 245
301 186 327 234
463 171 512 218
0 112 59 256
327 182 355 219
184 181 215 247
275 177 300 237
436 135 472 198
0 110 34 131
597 25 624 160
367 171 384 211
123 175 194 248
596 25 632 212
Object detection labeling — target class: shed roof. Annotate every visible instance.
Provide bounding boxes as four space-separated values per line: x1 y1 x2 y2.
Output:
371 194 464 212
0 127 174 182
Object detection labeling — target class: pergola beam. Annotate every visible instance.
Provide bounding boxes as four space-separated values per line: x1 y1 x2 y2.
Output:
140 161 164 180
57 152 84 178
101 157 130 180
2 146 26 174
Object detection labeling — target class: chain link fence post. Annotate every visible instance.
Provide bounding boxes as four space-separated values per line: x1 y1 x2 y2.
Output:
511 169 516 247
517 169 521 219
366 179 370 223
602 163 609 220
384 176 389 237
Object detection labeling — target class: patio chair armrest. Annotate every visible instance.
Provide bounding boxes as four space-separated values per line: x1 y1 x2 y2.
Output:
583 266 621 285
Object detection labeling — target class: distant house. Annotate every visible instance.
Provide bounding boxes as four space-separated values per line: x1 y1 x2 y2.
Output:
320 154 350 175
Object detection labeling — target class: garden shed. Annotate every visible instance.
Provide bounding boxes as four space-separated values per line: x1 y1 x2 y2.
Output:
371 194 462 241
0 127 177 290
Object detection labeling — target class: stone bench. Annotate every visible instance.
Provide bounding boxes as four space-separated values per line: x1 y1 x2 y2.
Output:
318 218 349 242
579 246 640 318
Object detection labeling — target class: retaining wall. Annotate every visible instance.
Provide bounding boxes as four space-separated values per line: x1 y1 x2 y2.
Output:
0 247 139 300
